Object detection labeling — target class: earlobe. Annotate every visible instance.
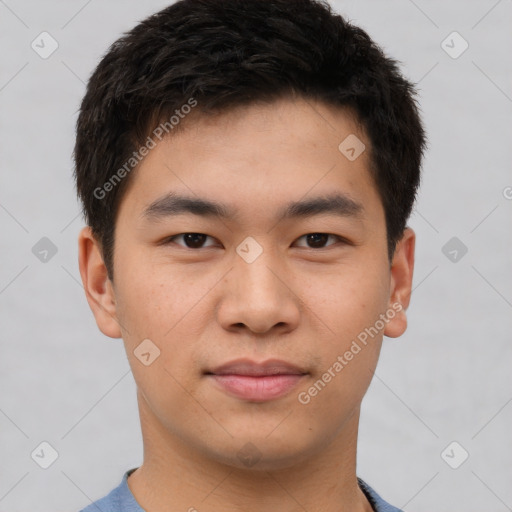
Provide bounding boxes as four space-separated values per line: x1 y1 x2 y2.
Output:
78 226 122 339
383 228 415 339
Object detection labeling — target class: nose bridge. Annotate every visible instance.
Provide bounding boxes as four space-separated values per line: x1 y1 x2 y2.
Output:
235 240 284 304
217 238 300 334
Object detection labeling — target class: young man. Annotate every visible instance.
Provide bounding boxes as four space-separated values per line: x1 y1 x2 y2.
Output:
75 0 426 510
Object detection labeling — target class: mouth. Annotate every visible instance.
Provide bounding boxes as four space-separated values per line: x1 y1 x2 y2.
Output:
204 358 308 402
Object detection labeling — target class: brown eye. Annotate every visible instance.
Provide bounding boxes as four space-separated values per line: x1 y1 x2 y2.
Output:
306 233 329 248
294 233 341 249
183 233 207 248
166 233 217 249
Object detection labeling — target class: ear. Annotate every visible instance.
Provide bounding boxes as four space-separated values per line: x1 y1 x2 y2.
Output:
78 226 122 339
383 227 415 338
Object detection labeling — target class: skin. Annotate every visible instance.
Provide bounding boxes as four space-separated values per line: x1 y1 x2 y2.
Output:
78 97 415 512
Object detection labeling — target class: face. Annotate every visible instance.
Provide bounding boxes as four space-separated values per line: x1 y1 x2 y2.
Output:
79 97 414 471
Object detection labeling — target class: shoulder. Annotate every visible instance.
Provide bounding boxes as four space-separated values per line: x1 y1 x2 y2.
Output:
78 468 143 512
358 478 404 512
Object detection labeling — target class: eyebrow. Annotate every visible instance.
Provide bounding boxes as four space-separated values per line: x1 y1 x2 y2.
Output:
140 191 364 223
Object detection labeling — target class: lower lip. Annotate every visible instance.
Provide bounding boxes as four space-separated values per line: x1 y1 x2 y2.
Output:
209 374 305 402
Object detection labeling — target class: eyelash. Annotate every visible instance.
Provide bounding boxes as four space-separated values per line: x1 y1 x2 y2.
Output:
162 232 349 250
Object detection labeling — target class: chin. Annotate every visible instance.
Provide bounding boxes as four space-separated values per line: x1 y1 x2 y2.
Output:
200 430 328 473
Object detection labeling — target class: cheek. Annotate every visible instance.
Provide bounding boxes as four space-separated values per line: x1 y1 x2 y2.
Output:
113 263 218 388
302 261 390 344
113 267 208 430
115 262 205 340
297 262 389 399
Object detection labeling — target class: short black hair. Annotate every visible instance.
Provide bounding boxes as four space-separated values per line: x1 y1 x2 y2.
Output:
74 0 427 281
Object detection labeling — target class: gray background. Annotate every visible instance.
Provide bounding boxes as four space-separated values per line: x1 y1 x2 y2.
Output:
1 1 511 511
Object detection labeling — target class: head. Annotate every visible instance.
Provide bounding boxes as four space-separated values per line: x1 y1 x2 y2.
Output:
75 0 425 471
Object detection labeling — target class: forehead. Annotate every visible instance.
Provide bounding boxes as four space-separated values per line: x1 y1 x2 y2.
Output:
116 97 383 228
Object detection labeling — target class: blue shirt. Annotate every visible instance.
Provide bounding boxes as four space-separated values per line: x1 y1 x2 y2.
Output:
79 468 403 512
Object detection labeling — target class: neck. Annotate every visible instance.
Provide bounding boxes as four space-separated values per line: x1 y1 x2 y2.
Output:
127 389 373 512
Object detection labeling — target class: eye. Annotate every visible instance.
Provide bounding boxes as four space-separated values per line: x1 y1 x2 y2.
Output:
293 233 345 249
165 233 218 249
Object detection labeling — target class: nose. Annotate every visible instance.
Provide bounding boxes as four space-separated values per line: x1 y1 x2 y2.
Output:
217 248 301 335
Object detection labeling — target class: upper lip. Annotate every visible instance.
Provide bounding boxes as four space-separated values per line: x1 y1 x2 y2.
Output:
206 358 308 376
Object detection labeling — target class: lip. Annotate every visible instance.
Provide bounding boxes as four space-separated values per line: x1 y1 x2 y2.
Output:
205 358 308 402
208 358 307 376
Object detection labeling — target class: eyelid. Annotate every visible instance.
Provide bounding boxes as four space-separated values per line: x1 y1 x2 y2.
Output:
165 233 219 248
293 233 347 248
163 232 351 249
